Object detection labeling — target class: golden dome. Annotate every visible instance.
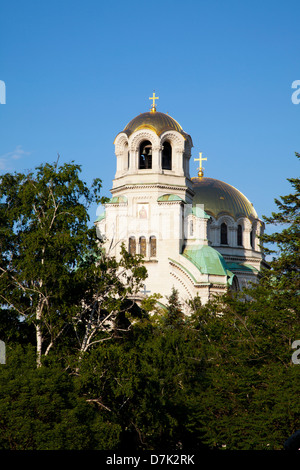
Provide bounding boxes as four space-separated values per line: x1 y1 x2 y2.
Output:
122 111 189 138
192 177 258 220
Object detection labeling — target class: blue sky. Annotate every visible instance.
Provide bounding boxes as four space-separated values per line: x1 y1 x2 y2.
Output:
1 0 300 233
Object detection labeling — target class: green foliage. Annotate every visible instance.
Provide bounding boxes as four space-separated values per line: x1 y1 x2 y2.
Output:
183 154 300 449
0 307 34 346
77 319 209 451
0 160 147 368
260 151 300 292
0 345 121 450
188 289 300 449
162 287 185 329
67 243 148 368
0 155 299 451
0 159 102 366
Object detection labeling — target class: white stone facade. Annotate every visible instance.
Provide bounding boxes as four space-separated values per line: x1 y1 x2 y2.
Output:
95 109 266 308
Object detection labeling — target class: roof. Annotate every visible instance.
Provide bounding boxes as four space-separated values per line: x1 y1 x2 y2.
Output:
182 244 234 280
94 212 105 223
226 262 258 273
157 194 185 202
192 177 258 220
121 111 189 138
106 195 128 204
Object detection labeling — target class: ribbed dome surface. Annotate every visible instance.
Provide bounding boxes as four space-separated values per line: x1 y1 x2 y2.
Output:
192 177 258 220
122 111 188 138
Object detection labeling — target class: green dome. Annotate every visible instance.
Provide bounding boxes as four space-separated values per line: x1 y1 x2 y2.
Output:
183 244 233 278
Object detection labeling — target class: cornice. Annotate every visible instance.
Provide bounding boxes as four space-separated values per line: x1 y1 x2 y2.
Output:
222 254 263 263
111 182 194 196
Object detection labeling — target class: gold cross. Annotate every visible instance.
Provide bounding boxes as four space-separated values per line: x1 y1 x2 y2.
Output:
149 91 159 112
194 152 207 179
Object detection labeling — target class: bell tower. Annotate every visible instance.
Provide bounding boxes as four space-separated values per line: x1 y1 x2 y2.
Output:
97 96 197 300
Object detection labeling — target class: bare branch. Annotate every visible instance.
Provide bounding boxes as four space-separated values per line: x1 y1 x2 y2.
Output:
86 398 111 412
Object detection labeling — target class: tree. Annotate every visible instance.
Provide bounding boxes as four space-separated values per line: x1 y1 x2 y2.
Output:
260 151 300 292
70 244 148 361
0 159 102 367
185 154 300 449
77 316 209 452
186 286 300 450
0 345 121 450
162 287 185 329
0 159 149 369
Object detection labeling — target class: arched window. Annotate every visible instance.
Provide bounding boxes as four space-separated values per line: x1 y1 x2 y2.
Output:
230 276 239 292
221 223 228 245
162 141 172 170
127 151 130 170
150 236 156 257
237 224 243 246
139 236 147 257
129 237 136 255
250 229 254 248
139 141 152 169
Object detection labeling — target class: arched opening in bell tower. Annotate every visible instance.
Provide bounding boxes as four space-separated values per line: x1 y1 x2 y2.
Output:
139 141 152 169
162 141 172 170
250 228 254 249
237 224 243 246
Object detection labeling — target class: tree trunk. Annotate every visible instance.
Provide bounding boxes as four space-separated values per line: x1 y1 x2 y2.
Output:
36 298 44 368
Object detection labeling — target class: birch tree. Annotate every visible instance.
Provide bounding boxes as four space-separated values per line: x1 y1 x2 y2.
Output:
0 159 102 367
71 245 148 359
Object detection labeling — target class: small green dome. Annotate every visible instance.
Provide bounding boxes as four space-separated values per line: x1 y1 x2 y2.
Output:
95 212 105 222
106 195 128 204
157 194 185 202
183 244 234 279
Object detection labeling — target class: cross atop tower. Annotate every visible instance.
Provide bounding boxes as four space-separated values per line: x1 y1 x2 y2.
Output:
194 152 207 179
149 91 159 113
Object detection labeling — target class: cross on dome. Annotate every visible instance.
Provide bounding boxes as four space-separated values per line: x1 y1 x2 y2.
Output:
149 91 159 113
194 152 207 179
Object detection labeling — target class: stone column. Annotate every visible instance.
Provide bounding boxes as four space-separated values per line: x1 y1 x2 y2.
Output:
209 224 219 245
152 145 162 173
115 150 123 178
130 149 138 173
174 148 184 176
230 226 237 247
244 227 252 249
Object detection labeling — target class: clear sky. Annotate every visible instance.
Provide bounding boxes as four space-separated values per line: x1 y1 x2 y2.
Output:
1 0 300 233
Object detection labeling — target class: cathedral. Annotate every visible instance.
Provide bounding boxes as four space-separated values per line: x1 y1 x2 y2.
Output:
95 94 267 307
